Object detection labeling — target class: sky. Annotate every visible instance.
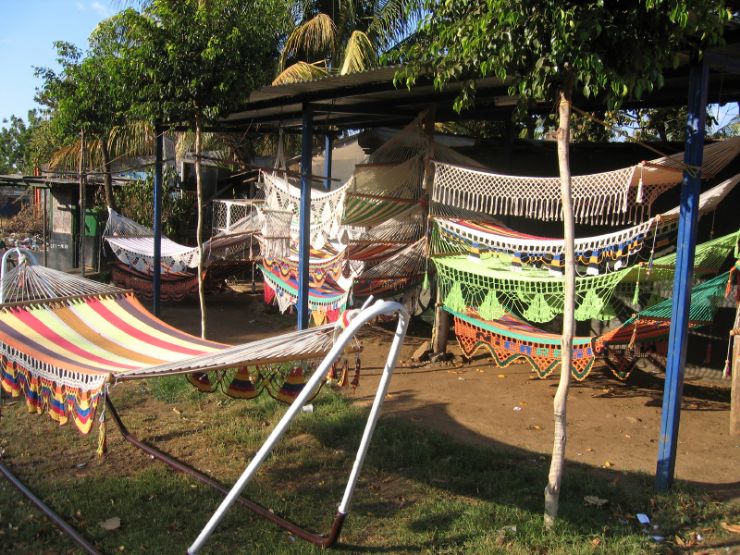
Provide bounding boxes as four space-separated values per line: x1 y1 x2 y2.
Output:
0 0 117 125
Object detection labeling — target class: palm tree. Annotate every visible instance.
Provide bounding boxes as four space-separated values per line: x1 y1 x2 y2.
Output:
274 0 423 84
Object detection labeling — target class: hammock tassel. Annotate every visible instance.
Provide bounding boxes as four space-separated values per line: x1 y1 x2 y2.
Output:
636 165 644 204
96 389 108 459
628 319 639 351
351 353 361 389
632 266 641 306
511 252 522 272
586 250 600 276
726 266 737 300
724 331 735 379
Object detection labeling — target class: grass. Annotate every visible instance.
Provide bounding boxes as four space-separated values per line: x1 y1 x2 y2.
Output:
0 381 738 555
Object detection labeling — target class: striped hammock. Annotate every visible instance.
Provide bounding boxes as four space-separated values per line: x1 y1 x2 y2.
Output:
341 116 481 228
352 238 428 298
0 288 340 434
449 268 735 381
432 174 740 275
431 137 740 225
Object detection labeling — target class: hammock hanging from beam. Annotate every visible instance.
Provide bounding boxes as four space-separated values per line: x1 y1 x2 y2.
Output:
449 268 735 381
104 208 260 275
431 137 740 225
352 238 428 299
433 230 739 323
432 174 740 275
260 263 349 324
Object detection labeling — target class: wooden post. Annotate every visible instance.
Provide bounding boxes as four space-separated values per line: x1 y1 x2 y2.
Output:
323 134 333 191
432 300 450 356
731 331 740 436
153 125 163 316
78 129 86 277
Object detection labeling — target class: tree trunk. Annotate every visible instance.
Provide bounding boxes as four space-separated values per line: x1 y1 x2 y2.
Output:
544 80 575 529
99 136 116 211
195 116 207 338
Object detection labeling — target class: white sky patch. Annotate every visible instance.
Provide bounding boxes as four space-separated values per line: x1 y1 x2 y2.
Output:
90 1 112 18
76 2 85 10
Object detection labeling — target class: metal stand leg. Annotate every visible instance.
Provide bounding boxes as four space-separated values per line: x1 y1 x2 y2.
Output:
0 460 100 555
188 300 410 554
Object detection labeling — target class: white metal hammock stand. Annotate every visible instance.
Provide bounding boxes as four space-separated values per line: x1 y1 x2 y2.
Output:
188 298 410 553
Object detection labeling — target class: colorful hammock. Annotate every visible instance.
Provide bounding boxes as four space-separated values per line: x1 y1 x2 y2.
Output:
449 268 735 381
432 174 740 275
261 244 349 289
352 238 427 299
260 263 348 324
433 231 739 323
431 137 740 225
0 263 347 435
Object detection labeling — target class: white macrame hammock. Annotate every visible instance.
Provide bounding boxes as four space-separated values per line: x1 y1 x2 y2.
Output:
431 137 740 225
261 172 349 250
434 173 740 275
104 208 260 274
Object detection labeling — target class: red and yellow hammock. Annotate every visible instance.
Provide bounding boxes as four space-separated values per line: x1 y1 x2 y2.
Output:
0 292 338 433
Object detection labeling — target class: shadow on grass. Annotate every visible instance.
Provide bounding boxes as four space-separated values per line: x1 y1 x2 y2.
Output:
1 386 736 555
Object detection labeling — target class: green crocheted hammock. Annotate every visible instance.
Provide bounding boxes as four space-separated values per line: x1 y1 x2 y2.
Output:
447 267 734 382
433 230 738 323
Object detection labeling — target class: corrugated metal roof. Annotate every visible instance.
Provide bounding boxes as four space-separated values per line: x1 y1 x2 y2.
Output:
218 42 740 133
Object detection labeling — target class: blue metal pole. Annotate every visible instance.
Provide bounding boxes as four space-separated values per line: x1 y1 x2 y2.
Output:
297 104 313 330
655 58 709 491
153 126 163 316
324 134 333 191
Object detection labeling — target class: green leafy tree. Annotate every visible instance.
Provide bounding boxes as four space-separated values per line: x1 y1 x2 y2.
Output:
122 0 291 337
35 32 145 211
398 0 731 526
0 111 47 174
274 0 423 84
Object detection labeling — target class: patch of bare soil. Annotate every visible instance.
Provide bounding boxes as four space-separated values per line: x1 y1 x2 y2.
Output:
351 319 740 502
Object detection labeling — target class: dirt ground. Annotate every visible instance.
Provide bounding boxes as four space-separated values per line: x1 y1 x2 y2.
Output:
159 288 740 503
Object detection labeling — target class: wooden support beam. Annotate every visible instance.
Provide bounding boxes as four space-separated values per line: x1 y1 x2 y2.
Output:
432 301 451 357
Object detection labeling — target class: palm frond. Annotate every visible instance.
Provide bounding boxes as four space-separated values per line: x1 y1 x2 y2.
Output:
279 13 337 70
340 30 377 74
368 0 424 49
175 131 229 166
273 60 330 85
49 143 81 172
108 121 156 165
49 139 102 172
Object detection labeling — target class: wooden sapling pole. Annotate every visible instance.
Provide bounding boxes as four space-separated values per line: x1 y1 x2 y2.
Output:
731 330 740 436
544 77 575 529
